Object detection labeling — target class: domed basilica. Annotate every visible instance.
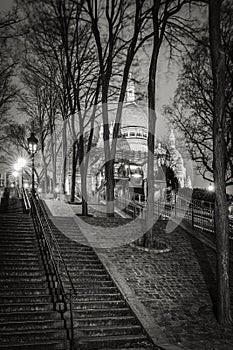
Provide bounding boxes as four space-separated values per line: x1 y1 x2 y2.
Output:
93 75 191 194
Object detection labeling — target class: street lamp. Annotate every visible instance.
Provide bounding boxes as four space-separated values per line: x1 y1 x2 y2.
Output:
27 132 38 194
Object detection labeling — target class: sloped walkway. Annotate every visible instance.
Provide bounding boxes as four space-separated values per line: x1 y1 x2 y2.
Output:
43 199 233 350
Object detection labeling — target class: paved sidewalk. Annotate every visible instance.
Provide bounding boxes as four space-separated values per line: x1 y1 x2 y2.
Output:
44 199 233 350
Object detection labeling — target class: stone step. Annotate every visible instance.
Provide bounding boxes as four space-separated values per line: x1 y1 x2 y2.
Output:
75 324 142 337
63 258 102 265
66 262 104 269
55 242 93 250
73 293 122 302
71 300 126 310
0 222 34 226
68 269 109 276
0 270 45 277
0 338 67 350
0 274 47 283
77 333 148 349
0 251 40 257
0 264 43 271
64 274 111 282
71 307 131 318
0 246 40 253
0 234 35 240
64 279 114 288
0 259 42 267
0 294 52 304
0 280 49 289
72 315 137 328
0 241 38 248
0 302 54 313
0 223 34 228
0 225 33 229
0 328 67 343
67 286 119 294
60 253 99 260
58 247 96 254
0 319 64 332
0 310 61 322
0 287 50 296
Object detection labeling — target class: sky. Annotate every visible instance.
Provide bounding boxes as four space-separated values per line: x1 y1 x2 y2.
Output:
0 0 13 12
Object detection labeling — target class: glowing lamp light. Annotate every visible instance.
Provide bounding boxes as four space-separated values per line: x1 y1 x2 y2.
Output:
27 132 38 154
132 173 142 178
55 186 60 193
12 171 19 178
208 184 214 192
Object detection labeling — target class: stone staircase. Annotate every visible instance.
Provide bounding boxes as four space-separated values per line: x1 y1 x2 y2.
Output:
0 189 69 349
49 217 159 350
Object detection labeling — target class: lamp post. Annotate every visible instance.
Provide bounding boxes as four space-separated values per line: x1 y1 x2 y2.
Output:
27 132 38 194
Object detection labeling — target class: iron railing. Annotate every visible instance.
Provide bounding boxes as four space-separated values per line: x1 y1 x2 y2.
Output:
116 194 233 248
21 188 31 213
30 193 77 350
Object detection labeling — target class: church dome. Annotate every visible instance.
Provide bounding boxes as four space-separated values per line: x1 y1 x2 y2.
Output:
121 103 147 129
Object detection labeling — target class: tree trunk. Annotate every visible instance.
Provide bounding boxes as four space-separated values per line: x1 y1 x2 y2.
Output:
80 163 88 216
79 133 89 217
42 153 48 193
144 3 161 248
51 132 57 199
209 0 232 324
61 118 67 195
105 159 115 217
70 142 77 203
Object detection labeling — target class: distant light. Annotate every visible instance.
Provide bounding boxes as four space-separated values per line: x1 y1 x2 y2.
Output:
14 158 27 171
132 173 141 178
17 157 27 168
208 184 214 192
55 186 60 193
24 183 29 189
13 163 20 171
12 171 19 178
38 188 42 193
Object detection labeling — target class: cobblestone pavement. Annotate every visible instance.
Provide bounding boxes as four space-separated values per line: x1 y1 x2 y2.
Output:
45 200 233 350
99 224 233 350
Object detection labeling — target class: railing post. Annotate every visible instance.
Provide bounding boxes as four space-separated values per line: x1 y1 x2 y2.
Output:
191 202 194 227
70 289 74 350
174 194 177 217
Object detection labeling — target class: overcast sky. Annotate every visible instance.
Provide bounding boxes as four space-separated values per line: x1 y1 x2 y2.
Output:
0 0 13 12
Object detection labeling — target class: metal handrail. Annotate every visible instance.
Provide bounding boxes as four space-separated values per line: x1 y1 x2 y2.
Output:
21 188 31 213
119 194 233 245
30 194 77 350
116 196 146 219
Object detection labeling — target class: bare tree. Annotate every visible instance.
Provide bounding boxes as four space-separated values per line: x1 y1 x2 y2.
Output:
209 0 232 325
0 7 20 125
85 0 155 216
19 63 61 195
139 0 198 247
164 11 233 186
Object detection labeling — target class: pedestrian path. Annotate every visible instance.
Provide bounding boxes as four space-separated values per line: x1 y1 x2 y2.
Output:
44 199 147 249
43 198 233 350
43 199 185 350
